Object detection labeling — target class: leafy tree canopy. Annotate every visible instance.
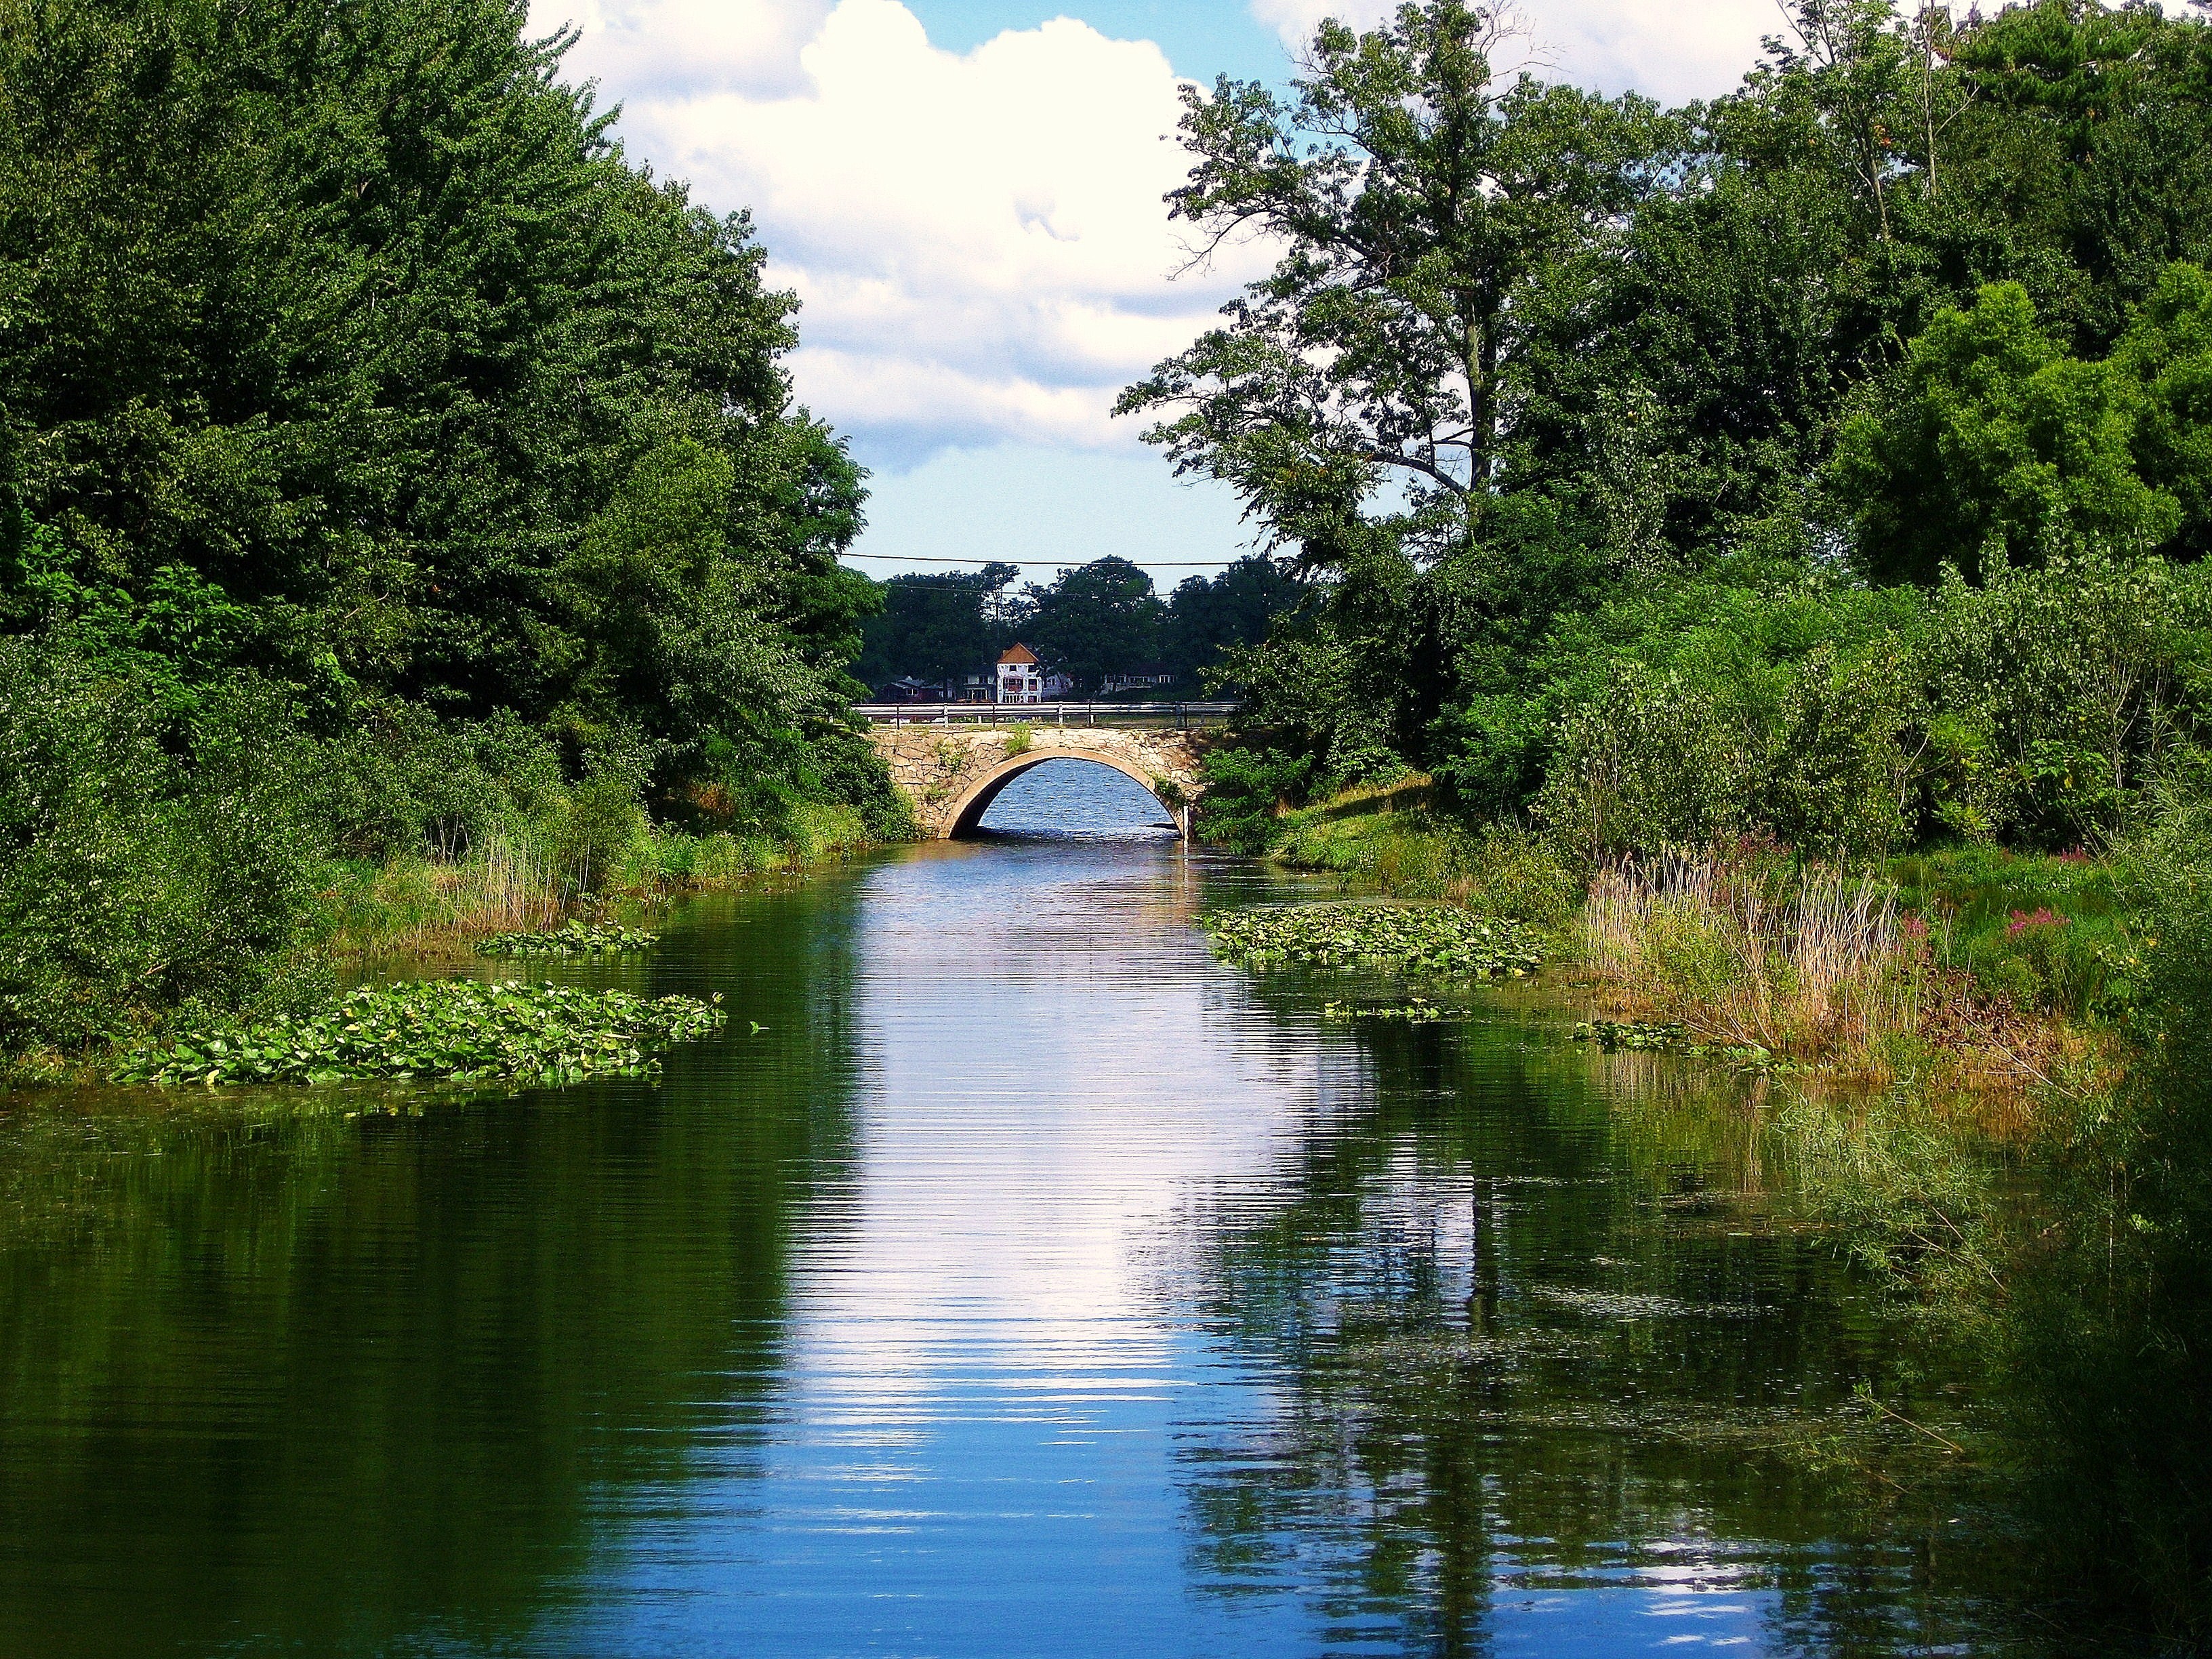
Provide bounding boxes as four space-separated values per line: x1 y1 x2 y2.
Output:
854 562 1019 690
0 0 879 812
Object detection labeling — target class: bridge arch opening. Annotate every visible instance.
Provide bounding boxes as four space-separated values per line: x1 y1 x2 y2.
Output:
949 754 1185 840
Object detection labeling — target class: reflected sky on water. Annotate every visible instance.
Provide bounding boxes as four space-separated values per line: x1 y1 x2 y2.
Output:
0 762 2011 1656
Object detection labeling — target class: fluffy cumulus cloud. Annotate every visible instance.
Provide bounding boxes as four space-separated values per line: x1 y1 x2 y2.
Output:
1250 0 1781 106
548 0 835 98
535 0 1785 468
537 0 1267 463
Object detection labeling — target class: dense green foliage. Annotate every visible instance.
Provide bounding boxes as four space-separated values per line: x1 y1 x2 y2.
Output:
114 978 724 1086
0 636 329 1053
1521 553 2212 861
857 554 1295 696
1127 0 2212 821
1134 9 2212 1633
0 0 903 1053
0 0 878 761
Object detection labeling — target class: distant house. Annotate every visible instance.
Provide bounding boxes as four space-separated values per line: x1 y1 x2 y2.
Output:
1042 669 1075 700
877 676 943 703
1099 663 1176 697
996 642 1044 705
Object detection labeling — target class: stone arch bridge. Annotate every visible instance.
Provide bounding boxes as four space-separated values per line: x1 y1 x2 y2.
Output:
869 722 1214 838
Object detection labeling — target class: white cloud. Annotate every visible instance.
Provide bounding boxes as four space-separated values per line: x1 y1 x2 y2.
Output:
1251 0 1783 106
534 0 1267 464
550 0 834 99
531 0 1789 471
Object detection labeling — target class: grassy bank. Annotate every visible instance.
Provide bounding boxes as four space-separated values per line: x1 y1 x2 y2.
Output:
1262 788 2122 1096
325 802 878 963
1249 789 2212 1643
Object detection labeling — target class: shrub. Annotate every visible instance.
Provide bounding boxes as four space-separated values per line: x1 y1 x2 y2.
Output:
0 639 327 1053
1453 820 1581 928
1194 746 1315 854
1537 666 1754 861
1919 556 2212 850
556 777 646 893
1003 721 1033 757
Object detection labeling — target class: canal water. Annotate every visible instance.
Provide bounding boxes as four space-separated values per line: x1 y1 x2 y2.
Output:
0 762 2011 1656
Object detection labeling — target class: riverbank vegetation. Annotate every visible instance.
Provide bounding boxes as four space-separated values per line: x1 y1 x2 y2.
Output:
0 0 909 1069
1132 0 2212 1640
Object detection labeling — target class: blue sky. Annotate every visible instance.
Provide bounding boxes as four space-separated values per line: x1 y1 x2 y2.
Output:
846 2 1289 588
909 1 1285 79
535 0 1781 592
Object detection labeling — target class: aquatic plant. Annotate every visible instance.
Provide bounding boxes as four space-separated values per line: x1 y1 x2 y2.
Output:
476 920 659 958
1200 903 1540 978
1572 1019 1689 1052
112 980 724 1087
1322 997 1463 1023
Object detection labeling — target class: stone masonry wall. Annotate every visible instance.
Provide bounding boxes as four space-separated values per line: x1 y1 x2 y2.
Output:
868 722 1214 838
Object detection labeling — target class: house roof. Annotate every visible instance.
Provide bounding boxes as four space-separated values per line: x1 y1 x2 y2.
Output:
998 643 1039 665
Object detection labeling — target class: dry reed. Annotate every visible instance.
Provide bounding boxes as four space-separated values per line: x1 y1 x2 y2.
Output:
1579 851 1925 1067
331 833 567 961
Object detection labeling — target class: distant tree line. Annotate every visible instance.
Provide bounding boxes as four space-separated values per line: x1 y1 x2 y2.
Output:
855 554 1296 696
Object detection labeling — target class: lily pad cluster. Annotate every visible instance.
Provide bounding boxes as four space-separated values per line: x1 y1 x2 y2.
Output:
1570 1021 1805 1072
115 979 725 1087
1572 1019 1689 1052
1322 997 1463 1023
1202 903 1540 978
476 920 659 958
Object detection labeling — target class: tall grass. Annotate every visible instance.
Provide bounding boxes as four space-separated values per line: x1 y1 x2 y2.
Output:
1579 853 1925 1066
329 804 876 960
1269 793 1580 924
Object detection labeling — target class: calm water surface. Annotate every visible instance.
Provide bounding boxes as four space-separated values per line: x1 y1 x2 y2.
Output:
0 762 2011 1656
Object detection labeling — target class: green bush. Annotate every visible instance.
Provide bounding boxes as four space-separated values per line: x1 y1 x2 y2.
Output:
556 777 647 895
0 639 327 1054
1536 665 1755 861
1999 792 2212 1639
1194 746 1315 854
1488 556 2212 864
1454 821 1582 927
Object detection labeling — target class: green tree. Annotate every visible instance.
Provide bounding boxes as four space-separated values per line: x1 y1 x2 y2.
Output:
855 562 1019 689
0 0 880 808
1120 1 1665 569
2117 261 2212 565
1162 555 1298 688
1018 557 1165 693
1831 280 2181 583
1117 0 1666 781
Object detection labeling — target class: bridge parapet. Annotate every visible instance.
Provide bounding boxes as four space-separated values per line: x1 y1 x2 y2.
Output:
869 724 1216 839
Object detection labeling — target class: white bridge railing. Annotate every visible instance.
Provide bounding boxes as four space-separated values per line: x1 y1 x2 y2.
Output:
855 701 1239 731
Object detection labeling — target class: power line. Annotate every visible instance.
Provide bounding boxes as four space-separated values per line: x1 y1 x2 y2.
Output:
840 552 1267 569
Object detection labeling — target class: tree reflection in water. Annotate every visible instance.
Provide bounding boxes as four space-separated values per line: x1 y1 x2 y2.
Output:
0 880 865 1659
1174 1010 2009 1656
